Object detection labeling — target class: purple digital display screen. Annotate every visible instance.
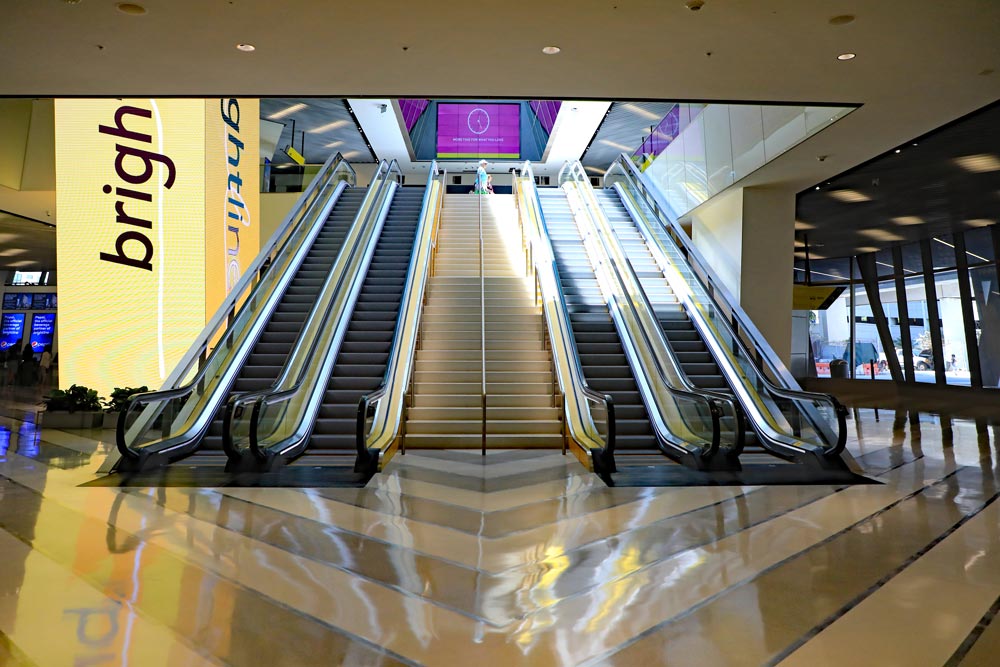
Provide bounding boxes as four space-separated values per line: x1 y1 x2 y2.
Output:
436 103 520 159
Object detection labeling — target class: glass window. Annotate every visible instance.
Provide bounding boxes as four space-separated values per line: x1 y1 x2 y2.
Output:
903 275 936 382
11 271 42 285
807 258 852 283
971 262 1000 388
810 289 851 378
964 226 995 265
930 234 957 271
931 269 969 386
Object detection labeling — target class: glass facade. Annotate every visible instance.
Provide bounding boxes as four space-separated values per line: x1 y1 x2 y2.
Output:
642 103 854 218
798 225 999 388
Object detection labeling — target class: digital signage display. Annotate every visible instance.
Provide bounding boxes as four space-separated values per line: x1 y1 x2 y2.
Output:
2 293 32 310
436 103 520 159
29 313 55 353
55 98 259 389
0 314 25 351
31 293 57 310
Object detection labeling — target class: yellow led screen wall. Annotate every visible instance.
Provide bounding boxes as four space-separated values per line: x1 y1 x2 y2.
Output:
205 98 259 321
55 99 259 391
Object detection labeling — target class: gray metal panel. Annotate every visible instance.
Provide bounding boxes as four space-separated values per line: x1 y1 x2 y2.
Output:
580 102 675 175
260 98 376 164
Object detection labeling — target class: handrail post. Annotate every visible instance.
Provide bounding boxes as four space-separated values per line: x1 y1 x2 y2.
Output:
479 191 487 456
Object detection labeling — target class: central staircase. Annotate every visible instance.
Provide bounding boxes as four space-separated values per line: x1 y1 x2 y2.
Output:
404 194 564 449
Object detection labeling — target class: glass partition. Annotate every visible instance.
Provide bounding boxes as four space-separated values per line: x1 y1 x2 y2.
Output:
641 103 854 218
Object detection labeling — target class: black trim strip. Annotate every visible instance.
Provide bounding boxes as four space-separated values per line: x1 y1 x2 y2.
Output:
767 483 1000 666
589 465 965 664
945 592 1000 666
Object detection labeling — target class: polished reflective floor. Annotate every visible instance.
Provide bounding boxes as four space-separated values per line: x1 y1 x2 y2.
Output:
0 389 998 666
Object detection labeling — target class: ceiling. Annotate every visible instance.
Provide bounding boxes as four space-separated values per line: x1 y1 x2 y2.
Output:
3 0 998 202
259 98 374 165
795 100 1000 260
0 213 56 271
581 102 676 174
1 1 999 275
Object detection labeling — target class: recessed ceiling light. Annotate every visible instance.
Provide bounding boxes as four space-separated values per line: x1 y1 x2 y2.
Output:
856 247 880 254
963 219 993 227
859 229 904 242
542 46 561 55
827 189 871 203
894 149 901 154
954 154 1000 173
236 43 256 52
891 216 924 226
309 120 349 133
837 53 856 61
795 221 816 230
116 3 146 14
268 102 307 120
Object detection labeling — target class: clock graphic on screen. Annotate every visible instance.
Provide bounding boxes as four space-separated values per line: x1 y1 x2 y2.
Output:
467 107 490 135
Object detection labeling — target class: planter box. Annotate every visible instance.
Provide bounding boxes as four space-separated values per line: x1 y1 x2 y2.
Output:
42 411 104 430
103 412 120 431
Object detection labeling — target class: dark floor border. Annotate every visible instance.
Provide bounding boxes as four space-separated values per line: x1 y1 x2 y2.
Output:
602 462 879 487
944 591 1000 666
766 486 1000 665
585 466 965 665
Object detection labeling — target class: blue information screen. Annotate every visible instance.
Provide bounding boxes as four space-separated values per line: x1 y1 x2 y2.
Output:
29 313 55 353
0 313 25 351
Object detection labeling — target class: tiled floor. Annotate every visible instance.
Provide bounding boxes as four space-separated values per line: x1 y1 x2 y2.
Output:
0 389 998 666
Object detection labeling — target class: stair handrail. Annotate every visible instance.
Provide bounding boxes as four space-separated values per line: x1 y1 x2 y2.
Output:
237 160 403 466
479 186 487 455
355 162 445 473
606 155 846 457
559 163 727 465
517 161 616 474
113 153 356 470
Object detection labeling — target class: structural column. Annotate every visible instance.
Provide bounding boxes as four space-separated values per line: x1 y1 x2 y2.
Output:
690 186 796 364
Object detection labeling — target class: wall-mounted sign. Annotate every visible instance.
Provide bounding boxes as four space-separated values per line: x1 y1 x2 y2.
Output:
793 285 846 311
0 313 25 351
29 313 55 353
55 98 259 389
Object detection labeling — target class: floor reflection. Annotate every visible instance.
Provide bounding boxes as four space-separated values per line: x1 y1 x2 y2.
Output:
0 406 996 665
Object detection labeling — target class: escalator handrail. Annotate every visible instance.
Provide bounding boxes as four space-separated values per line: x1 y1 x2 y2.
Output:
221 161 395 461
167 153 356 390
115 153 354 465
240 160 402 462
565 162 744 455
561 165 725 460
517 161 615 459
355 161 445 471
606 154 795 385
608 156 847 456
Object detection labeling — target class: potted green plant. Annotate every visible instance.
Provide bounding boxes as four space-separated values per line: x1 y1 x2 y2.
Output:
102 386 149 430
42 384 106 429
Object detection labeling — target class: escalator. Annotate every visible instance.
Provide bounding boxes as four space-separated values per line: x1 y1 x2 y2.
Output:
192 189 366 457
538 188 660 454
592 188 763 454
594 155 848 470
301 187 423 458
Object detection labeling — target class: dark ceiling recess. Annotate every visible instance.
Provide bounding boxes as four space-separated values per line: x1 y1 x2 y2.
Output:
795 100 1000 261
